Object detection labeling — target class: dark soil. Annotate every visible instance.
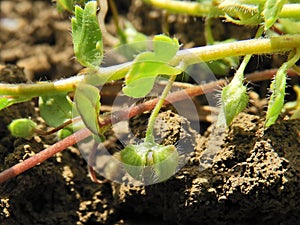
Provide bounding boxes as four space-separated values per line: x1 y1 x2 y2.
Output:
1 1 300 225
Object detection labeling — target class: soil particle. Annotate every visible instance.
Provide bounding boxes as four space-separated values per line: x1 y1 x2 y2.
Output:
0 0 82 80
112 113 300 225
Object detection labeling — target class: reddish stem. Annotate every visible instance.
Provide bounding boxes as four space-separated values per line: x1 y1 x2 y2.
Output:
0 68 298 183
0 127 92 183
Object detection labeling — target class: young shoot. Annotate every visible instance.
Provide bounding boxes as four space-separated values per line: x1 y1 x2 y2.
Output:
120 75 179 184
217 27 264 127
71 1 103 68
265 48 300 128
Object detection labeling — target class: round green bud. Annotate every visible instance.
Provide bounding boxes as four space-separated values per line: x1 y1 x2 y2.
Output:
8 118 37 138
57 128 73 140
120 142 179 184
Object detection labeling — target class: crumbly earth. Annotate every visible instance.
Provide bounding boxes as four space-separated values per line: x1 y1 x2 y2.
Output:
112 113 300 225
1 0 300 225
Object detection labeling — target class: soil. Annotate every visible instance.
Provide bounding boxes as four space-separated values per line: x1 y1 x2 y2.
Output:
1 0 300 225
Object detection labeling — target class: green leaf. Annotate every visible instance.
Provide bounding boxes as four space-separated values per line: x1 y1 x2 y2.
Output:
123 76 157 98
125 52 181 83
39 94 73 128
123 35 181 98
153 35 180 62
0 98 9 110
0 96 32 111
74 83 101 135
262 0 286 30
71 1 103 68
8 118 37 138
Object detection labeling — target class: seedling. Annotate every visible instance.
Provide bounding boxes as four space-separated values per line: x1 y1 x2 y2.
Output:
0 0 300 184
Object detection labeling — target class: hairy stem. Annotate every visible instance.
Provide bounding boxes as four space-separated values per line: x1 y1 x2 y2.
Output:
1 34 300 97
142 0 222 17
142 0 300 20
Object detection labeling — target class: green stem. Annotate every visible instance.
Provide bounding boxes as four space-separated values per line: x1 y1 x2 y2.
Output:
173 34 300 66
0 63 131 97
204 17 214 45
142 0 222 17
1 34 300 97
279 4 300 19
144 75 177 143
142 0 300 20
234 26 264 82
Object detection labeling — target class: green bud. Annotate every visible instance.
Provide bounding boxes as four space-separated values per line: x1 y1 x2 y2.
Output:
8 118 37 138
218 77 249 126
120 142 179 184
57 128 73 140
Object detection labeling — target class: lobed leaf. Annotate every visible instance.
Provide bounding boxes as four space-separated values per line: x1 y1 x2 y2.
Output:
39 94 73 128
71 1 103 68
74 83 101 135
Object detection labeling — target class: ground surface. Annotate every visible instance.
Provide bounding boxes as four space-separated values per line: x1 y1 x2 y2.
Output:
1 0 300 225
